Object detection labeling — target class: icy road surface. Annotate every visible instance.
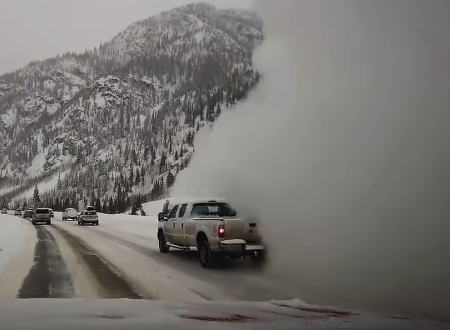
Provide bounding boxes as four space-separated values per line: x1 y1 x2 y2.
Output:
51 212 289 302
0 208 447 329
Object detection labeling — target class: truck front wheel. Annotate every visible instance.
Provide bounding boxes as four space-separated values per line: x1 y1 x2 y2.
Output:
158 232 169 253
198 239 215 268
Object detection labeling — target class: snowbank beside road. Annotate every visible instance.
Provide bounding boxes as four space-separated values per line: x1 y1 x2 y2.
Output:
0 214 36 299
141 199 166 217
0 215 30 274
96 212 158 240
0 299 446 330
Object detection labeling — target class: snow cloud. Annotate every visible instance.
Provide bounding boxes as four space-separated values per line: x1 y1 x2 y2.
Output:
173 0 450 321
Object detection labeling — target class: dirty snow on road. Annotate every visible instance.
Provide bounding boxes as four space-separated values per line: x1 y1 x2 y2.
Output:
0 210 447 329
52 203 290 302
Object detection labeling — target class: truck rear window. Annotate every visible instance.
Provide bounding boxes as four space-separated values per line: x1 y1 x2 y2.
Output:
36 209 49 214
191 203 237 217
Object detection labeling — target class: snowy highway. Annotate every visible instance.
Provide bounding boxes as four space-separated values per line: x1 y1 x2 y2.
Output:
0 208 290 302
0 211 448 329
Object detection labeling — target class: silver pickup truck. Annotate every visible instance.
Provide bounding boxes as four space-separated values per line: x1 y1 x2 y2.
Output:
157 198 265 268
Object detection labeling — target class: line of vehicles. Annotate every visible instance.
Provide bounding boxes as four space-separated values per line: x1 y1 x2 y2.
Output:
1 206 99 226
3 197 266 268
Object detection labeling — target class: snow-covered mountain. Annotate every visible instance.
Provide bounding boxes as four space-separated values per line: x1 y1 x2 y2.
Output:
0 3 262 211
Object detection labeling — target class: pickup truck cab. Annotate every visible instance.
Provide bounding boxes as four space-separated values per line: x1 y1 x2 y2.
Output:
32 208 51 225
78 206 99 226
157 198 264 268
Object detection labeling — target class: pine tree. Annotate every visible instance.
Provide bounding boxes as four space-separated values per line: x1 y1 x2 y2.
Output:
108 197 115 214
102 200 108 213
166 172 175 187
32 185 41 209
135 169 140 186
76 146 83 164
57 173 62 191
95 197 101 211
159 152 166 173
129 167 134 190
162 199 170 213
141 166 146 185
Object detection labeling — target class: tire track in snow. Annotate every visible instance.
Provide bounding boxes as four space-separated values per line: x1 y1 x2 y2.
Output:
51 224 142 299
18 224 75 298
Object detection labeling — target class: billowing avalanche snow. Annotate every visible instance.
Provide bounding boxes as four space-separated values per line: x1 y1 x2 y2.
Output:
0 1 449 329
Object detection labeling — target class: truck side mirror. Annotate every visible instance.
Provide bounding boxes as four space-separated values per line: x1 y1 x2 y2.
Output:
158 212 168 222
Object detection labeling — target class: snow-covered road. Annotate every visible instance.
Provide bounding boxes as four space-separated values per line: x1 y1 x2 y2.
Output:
51 210 291 302
0 211 447 329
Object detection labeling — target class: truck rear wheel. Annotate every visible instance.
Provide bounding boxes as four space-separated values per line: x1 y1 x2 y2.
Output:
158 232 169 253
251 250 265 262
198 239 215 268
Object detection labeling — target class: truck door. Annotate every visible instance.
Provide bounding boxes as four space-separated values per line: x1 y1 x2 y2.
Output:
173 203 188 245
164 205 178 243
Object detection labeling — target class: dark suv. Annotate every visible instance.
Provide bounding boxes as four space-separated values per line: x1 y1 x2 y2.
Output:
23 209 34 218
32 208 51 225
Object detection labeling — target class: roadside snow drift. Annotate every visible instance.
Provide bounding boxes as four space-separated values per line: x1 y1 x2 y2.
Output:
0 215 29 274
0 299 447 330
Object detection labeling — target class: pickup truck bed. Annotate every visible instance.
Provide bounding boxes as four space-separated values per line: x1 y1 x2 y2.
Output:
158 199 265 267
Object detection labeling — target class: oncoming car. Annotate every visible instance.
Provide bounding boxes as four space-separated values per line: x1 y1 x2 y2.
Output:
157 199 265 268
62 208 78 221
23 209 34 218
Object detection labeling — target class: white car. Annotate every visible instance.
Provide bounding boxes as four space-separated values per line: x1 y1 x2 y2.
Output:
78 206 99 226
157 198 265 267
62 208 78 221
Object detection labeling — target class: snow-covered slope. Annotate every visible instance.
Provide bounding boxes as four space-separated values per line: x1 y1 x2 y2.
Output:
0 3 262 211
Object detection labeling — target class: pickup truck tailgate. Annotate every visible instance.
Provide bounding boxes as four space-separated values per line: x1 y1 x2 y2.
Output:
223 218 262 243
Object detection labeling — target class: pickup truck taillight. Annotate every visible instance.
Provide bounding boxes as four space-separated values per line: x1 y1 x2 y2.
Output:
218 224 225 238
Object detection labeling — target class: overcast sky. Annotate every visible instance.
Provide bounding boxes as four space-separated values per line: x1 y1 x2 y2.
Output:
0 0 253 75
